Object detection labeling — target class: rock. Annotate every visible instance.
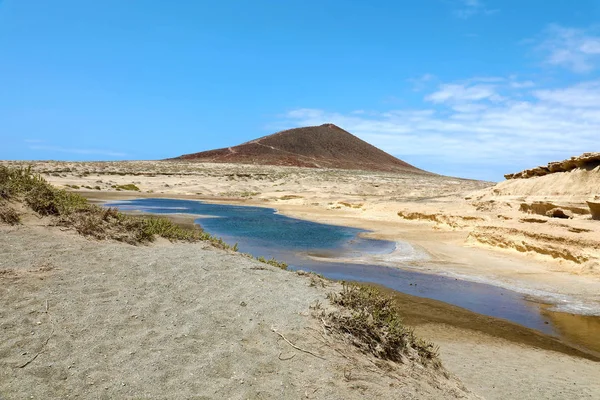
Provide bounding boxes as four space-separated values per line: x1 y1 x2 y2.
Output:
505 152 600 180
530 166 550 177
520 202 558 215
545 208 573 219
547 162 563 173
587 201 600 220
521 202 589 216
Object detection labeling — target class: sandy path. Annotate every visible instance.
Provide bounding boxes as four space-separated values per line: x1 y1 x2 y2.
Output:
0 224 473 399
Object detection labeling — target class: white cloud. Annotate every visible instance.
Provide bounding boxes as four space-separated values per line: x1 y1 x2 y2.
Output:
29 145 127 158
408 73 436 91
533 80 600 108
454 0 498 19
538 25 600 73
274 77 600 180
509 80 535 89
425 83 501 103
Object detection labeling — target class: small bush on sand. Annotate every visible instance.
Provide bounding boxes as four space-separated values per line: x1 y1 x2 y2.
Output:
112 184 140 191
25 184 89 216
325 284 440 368
0 203 20 225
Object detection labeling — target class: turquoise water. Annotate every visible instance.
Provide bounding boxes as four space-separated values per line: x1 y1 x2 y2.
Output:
107 198 556 335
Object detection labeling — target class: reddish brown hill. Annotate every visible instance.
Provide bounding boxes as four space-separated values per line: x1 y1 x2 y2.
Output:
170 124 428 174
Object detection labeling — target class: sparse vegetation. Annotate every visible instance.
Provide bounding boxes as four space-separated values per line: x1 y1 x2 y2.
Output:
0 203 20 225
279 195 303 200
0 166 225 247
324 283 440 368
112 183 140 191
0 165 297 273
338 201 363 209
219 190 260 198
256 256 288 270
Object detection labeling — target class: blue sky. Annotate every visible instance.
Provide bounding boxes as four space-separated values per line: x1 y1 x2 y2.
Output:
1 0 599 181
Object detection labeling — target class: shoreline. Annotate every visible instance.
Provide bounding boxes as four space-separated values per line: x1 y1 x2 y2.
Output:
89 191 600 315
84 191 600 359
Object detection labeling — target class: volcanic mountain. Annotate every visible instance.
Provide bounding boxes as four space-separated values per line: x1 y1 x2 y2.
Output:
170 124 427 174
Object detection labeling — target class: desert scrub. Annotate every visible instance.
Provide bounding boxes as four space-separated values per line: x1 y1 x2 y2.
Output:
338 202 363 209
0 165 229 246
112 183 140 191
324 283 440 368
279 195 303 200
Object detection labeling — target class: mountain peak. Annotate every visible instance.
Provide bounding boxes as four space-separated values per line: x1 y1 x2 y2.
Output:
169 125 429 174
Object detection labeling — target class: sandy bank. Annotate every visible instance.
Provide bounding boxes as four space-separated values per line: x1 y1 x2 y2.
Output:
85 189 600 318
1 223 474 399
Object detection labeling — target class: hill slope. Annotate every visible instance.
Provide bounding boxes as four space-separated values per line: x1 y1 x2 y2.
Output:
170 124 427 174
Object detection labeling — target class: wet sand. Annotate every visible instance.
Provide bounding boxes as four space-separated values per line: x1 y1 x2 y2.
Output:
372 284 600 360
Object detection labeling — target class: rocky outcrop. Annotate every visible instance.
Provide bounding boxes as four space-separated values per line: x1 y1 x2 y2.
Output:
546 208 573 219
588 201 600 220
467 225 600 274
505 152 600 180
397 211 485 229
519 202 588 216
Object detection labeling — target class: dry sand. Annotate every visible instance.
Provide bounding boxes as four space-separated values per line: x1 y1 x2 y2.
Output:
2 159 600 399
1 222 474 399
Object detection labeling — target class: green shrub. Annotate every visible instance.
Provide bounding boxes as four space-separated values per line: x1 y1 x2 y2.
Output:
0 165 207 245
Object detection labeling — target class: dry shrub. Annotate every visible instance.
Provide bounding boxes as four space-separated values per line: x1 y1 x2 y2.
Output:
0 202 20 225
325 284 440 368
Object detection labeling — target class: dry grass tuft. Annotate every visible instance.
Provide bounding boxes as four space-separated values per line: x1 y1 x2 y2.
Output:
256 256 288 270
0 203 20 225
324 283 440 368
111 183 140 191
